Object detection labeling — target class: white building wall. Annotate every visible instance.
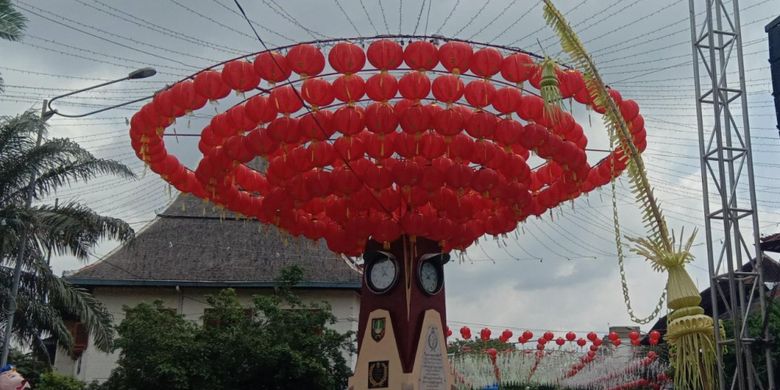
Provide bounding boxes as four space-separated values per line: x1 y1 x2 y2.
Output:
55 285 360 384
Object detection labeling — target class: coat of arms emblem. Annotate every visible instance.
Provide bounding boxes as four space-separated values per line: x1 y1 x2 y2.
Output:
371 317 386 342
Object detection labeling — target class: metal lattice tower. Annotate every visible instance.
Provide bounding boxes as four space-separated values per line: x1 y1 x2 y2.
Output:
688 0 776 389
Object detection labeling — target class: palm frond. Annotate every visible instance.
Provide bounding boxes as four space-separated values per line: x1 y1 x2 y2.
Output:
32 202 135 259
0 0 27 42
542 0 670 254
6 158 136 203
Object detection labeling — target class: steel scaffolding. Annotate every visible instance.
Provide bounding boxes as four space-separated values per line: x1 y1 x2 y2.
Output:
688 0 776 389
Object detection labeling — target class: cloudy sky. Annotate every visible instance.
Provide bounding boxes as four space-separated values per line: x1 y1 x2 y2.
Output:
1 0 778 337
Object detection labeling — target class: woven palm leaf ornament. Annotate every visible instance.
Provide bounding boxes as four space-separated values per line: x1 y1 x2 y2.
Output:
541 1 716 389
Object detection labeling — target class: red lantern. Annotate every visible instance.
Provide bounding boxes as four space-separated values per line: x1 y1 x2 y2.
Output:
254 51 291 83
299 110 334 140
221 59 260 92
464 79 496 108
403 40 438 70
620 99 640 121
270 85 304 114
171 80 207 112
628 330 640 340
431 74 465 103
470 47 502 78
492 87 522 115
543 331 555 341
565 332 576 342
367 39 404 70
286 43 325 77
501 329 513 342
576 338 587 347
493 119 523 146
366 72 398 102
365 102 397 135
329 42 366 74
480 327 492 341
398 102 431 134
593 338 603 347
332 74 366 102
246 95 278 124
333 106 365 136
301 77 334 108
194 70 230 101
586 332 598 342
399 71 431 100
611 338 621 347
649 330 661 345
438 41 472 74
522 330 533 341
501 53 535 84
434 108 465 137
555 337 566 347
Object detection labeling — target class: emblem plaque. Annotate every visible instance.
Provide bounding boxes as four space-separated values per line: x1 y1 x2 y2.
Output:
371 317 386 342
367 360 389 388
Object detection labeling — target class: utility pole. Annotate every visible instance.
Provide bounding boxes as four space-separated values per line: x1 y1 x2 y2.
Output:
0 67 157 367
688 0 775 389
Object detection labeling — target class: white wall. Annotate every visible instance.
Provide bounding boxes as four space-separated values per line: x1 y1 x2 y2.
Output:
54 286 360 384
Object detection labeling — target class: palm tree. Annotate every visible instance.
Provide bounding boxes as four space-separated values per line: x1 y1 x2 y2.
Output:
0 0 28 91
0 111 136 363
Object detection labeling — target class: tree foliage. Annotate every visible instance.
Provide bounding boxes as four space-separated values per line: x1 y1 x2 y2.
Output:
0 111 136 360
103 266 354 390
723 299 780 388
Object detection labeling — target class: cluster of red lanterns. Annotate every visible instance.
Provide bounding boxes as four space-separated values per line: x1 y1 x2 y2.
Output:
129 38 647 255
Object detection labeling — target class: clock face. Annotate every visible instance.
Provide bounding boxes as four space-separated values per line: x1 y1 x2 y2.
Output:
368 257 397 293
419 260 442 295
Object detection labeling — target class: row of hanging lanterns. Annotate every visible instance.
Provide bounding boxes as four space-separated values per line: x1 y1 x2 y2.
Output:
129 38 648 255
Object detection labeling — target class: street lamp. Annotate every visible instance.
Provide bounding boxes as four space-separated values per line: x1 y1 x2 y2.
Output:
0 67 157 366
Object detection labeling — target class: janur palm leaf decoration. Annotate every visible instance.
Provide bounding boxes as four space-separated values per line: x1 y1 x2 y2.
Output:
541 1 716 389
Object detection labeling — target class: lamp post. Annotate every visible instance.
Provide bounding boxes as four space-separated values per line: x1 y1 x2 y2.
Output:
0 67 157 366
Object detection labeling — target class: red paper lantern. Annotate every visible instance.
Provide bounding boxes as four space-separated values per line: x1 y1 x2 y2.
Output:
270 85 304 114
194 70 230 101
254 51 291 83
367 39 403 70
431 74 465 103
480 328 492 341
576 338 587 347
366 72 398 102
555 337 566 347
501 53 535 84
403 40 438 70
332 74 366 103
221 59 260 92
565 332 576 342
464 80 496 108
470 47 502 78
492 87 521 115
286 43 325 77
329 42 366 74
301 77 334 108
438 41 472 74
399 71 431 100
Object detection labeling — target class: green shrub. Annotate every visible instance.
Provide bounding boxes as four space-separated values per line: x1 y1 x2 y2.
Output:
36 371 85 390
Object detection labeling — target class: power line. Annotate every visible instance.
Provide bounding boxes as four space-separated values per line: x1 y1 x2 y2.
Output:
452 0 492 37
466 0 520 40
358 0 380 36
81 0 245 55
487 2 540 42
16 1 200 69
412 0 426 35
334 0 361 36
434 0 461 35
378 0 391 34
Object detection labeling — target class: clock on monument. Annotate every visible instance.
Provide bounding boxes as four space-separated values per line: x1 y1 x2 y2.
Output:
349 236 454 390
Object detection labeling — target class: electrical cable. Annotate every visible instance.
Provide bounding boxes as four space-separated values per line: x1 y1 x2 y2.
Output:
466 0 520 40
358 0 380 36
80 0 245 55
452 0 492 37
434 0 461 35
